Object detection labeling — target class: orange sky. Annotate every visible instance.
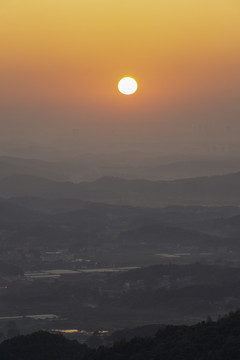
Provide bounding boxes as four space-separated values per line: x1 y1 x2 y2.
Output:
0 0 239 154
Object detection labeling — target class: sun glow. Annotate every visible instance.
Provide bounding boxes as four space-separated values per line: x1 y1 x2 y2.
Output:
118 77 138 95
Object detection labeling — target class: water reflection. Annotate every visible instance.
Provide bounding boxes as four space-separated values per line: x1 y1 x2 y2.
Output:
25 267 139 279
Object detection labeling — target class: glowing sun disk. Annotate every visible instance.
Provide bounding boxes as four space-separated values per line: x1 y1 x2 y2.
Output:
118 77 138 95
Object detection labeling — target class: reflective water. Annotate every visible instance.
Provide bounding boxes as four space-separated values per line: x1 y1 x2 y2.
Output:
25 267 139 279
0 314 59 320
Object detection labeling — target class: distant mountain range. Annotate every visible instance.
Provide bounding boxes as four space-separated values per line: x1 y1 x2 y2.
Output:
1 171 240 207
0 156 68 181
0 155 239 182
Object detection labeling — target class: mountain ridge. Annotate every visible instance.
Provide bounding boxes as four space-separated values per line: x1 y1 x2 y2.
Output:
1 171 240 206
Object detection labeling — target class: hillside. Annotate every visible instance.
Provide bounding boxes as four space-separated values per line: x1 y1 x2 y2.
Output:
1 171 240 206
1 155 239 182
0 157 67 181
1 311 240 359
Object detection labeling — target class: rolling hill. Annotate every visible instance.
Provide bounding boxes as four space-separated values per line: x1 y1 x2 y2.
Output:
1 172 240 207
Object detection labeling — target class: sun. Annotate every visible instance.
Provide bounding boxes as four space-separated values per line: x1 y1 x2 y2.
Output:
118 77 138 95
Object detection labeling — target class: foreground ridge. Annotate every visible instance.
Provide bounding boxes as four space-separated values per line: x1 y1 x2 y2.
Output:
1 310 240 359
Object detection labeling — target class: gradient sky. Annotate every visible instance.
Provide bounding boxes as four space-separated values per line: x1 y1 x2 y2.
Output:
0 0 239 156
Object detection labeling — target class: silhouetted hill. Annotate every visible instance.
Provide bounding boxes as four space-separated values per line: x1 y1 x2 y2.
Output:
1 172 240 206
118 224 222 248
201 214 240 238
5 225 87 249
0 331 89 360
0 196 239 254
0 199 44 224
10 197 88 214
1 153 239 181
0 156 68 181
107 324 164 344
1 311 240 359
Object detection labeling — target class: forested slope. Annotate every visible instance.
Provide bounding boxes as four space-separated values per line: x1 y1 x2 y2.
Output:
1 310 240 360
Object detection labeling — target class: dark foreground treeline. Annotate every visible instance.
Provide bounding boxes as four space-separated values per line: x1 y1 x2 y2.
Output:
1 310 240 360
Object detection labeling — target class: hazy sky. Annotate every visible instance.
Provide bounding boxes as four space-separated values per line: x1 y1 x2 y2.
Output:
0 0 239 156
